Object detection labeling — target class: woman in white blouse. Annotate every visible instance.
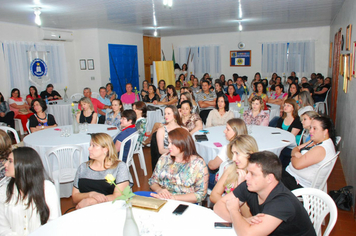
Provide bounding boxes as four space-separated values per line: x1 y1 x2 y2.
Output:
0 147 60 235
206 95 234 127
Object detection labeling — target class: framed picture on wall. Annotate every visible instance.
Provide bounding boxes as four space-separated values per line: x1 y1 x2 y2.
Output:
80 59 86 70
346 24 352 50
230 50 251 67
87 59 95 70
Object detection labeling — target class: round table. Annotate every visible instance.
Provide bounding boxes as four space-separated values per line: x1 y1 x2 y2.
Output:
24 124 119 197
229 102 280 121
194 125 296 163
29 200 236 236
47 99 78 126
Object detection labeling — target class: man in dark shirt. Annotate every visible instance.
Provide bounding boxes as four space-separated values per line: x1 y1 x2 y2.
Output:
40 84 62 101
214 151 316 236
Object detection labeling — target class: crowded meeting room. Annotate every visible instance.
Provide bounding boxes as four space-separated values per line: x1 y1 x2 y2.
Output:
1 0 356 235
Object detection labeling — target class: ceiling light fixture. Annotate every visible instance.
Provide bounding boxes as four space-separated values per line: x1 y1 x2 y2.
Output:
163 0 173 7
34 8 41 26
238 22 243 31
238 0 242 18
154 29 158 37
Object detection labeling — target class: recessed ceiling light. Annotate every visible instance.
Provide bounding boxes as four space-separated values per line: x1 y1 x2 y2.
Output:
34 8 41 26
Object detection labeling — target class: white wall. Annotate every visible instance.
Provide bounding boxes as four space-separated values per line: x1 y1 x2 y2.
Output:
329 0 356 198
161 26 330 82
0 22 145 98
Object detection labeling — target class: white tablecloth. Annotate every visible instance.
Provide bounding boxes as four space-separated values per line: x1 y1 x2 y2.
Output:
30 200 235 236
229 102 280 121
23 124 119 197
194 125 296 163
47 99 78 126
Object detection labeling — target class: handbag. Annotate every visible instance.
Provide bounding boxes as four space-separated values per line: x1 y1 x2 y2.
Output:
18 108 29 115
329 186 354 211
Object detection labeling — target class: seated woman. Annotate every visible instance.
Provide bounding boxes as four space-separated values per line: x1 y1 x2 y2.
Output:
151 105 183 170
105 99 123 128
0 92 15 129
106 83 117 102
76 97 98 124
287 83 300 103
26 86 41 105
113 110 137 162
72 133 132 209
210 135 258 204
143 85 160 103
180 101 203 135
8 88 33 133
149 128 208 203
268 84 287 106
226 84 241 103
276 98 303 144
133 101 147 146
243 96 269 126
313 76 331 103
154 85 178 106
214 80 224 97
270 76 283 92
156 80 166 100
29 98 57 133
298 91 314 117
175 80 182 95
190 77 201 95
248 81 268 104
140 80 149 98
178 92 198 113
0 147 60 234
282 117 336 190
0 130 12 182
206 95 234 128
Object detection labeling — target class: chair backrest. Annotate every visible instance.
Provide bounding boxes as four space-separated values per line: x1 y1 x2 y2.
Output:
91 92 100 99
292 188 338 236
0 126 20 143
335 136 341 146
311 151 340 191
45 145 83 198
70 93 84 100
298 129 306 146
324 88 331 103
26 120 31 134
118 131 139 166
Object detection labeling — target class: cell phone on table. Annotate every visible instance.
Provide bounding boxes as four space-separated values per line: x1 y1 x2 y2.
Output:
214 222 233 229
214 142 223 147
107 127 117 130
172 204 189 215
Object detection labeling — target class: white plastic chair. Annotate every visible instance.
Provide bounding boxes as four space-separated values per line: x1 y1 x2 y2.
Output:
14 118 25 135
26 120 31 134
133 139 147 176
298 129 306 146
0 126 20 143
118 131 141 187
91 92 100 99
70 93 84 101
314 89 330 115
335 136 341 146
311 151 340 193
292 188 338 236
45 145 83 199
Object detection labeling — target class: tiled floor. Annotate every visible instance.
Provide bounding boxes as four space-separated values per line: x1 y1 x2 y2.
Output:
60 147 356 235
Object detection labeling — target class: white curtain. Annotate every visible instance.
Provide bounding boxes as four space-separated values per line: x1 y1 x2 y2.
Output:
288 40 315 78
261 42 288 78
3 41 68 97
178 45 221 79
261 40 315 78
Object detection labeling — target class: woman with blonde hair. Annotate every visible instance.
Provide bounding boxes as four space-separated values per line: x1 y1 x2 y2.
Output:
72 133 132 209
210 135 258 204
298 91 314 116
76 97 98 124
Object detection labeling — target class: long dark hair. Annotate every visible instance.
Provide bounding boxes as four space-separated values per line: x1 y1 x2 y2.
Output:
165 105 182 125
166 85 177 99
6 147 50 225
313 116 336 147
288 83 300 99
28 86 39 98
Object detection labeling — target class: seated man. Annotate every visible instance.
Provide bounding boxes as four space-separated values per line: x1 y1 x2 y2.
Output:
196 79 216 124
40 84 62 101
121 83 139 105
78 87 110 114
214 151 316 236
97 87 111 124
113 110 137 162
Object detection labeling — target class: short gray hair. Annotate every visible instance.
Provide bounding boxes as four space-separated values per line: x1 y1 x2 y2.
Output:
83 87 91 93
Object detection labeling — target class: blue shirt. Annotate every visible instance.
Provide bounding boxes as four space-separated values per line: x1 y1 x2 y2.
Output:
113 127 136 162
98 96 111 117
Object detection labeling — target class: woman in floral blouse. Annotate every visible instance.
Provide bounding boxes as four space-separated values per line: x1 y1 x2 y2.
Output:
243 96 269 126
180 100 202 135
149 128 208 203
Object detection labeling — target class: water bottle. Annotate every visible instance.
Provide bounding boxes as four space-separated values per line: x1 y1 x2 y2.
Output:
45 95 48 104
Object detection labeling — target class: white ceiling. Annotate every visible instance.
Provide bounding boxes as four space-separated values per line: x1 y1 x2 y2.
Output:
0 0 345 37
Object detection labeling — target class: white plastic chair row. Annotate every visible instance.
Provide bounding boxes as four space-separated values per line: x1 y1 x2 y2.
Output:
314 89 330 115
0 126 20 144
292 188 338 236
70 93 84 101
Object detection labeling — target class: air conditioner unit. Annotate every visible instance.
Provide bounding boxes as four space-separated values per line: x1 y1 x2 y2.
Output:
41 29 74 42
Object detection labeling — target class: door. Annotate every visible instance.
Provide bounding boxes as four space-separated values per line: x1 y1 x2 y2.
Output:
108 44 139 99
